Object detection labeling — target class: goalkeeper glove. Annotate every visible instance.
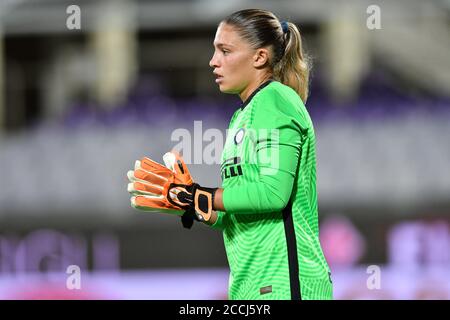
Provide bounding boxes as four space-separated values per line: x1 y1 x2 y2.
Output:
127 151 217 228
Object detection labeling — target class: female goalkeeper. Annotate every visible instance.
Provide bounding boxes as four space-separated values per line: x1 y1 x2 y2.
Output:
128 8 332 300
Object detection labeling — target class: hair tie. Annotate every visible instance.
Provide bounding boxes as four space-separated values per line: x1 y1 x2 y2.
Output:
281 21 289 34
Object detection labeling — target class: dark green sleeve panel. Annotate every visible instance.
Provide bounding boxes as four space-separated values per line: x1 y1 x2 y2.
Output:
222 87 307 214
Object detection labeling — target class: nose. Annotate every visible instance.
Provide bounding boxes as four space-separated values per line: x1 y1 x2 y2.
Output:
209 51 219 68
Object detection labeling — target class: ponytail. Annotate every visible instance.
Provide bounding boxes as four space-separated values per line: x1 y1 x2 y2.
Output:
273 22 311 103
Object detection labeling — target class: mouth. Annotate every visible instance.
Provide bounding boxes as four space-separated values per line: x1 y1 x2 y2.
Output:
214 73 224 83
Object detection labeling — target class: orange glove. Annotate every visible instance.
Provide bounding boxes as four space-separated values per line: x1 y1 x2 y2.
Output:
127 152 217 228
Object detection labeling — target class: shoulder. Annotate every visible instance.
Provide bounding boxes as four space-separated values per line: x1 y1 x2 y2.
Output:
252 81 311 128
259 81 303 108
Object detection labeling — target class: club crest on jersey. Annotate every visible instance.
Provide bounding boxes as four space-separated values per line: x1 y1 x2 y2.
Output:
234 128 245 145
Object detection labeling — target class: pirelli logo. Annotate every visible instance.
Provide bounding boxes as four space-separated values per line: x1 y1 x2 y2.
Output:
221 157 243 180
221 165 243 180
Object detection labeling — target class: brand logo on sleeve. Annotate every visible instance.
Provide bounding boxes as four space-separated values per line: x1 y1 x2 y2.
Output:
220 157 243 180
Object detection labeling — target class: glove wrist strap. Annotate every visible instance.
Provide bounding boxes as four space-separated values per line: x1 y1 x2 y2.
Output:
180 184 217 229
192 185 217 222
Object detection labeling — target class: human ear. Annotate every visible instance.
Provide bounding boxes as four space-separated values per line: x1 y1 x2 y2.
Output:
253 48 269 68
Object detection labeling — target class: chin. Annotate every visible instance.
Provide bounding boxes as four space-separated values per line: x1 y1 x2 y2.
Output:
218 85 231 93
219 86 230 93
219 84 239 95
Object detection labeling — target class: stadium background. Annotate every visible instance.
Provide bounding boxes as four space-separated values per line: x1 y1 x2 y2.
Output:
0 0 449 299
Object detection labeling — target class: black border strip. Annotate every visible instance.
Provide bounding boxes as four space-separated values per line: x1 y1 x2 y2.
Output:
282 202 302 300
240 79 273 110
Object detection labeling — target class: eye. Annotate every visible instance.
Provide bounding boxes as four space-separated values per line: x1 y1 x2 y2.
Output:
222 49 229 55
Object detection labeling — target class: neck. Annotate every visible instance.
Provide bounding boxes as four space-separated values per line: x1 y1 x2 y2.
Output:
239 73 273 102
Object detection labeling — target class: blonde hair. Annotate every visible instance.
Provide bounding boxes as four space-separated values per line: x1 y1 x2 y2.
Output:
223 9 311 102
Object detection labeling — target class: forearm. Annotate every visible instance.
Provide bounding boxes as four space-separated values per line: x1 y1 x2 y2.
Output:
213 188 225 211
203 188 224 226
222 170 294 214
206 172 294 225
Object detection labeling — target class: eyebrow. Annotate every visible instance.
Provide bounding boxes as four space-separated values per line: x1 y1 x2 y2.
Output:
213 42 234 48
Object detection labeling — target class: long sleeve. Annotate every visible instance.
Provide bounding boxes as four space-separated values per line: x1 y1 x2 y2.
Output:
222 89 307 214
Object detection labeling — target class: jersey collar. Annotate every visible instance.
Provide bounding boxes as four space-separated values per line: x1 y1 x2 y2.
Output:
239 79 274 110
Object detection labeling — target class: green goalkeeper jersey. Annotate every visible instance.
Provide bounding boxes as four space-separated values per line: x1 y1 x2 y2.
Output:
211 80 333 300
